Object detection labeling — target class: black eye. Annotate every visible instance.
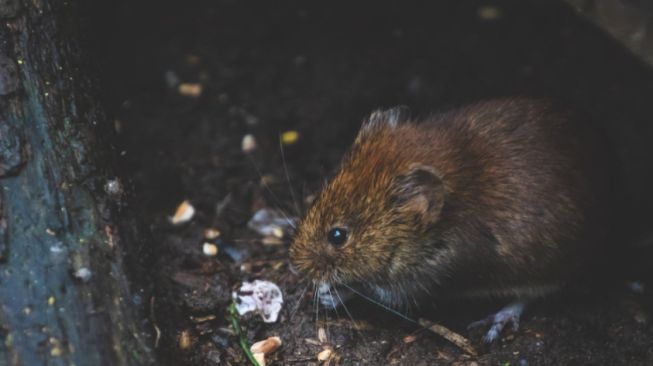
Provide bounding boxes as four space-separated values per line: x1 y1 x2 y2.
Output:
327 227 348 246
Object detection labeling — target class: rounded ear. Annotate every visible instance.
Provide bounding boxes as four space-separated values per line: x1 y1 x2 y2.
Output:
390 164 444 224
355 106 410 144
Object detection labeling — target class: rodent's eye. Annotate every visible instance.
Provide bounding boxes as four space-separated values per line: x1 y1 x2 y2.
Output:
327 227 348 247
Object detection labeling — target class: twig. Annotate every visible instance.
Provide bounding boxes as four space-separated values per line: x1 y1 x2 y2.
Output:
227 302 261 366
150 296 162 348
418 318 477 356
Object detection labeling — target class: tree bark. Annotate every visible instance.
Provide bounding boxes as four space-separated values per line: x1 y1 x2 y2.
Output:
0 0 155 364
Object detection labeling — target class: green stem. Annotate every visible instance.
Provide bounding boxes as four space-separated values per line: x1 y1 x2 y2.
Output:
228 303 261 366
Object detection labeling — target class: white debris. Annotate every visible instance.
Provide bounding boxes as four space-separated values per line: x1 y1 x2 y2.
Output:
241 134 257 153
104 178 123 197
170 200 195 225
202 242 218 256
74 268 92 282
247 208 296 238
203 228 221 240
232 280 284 323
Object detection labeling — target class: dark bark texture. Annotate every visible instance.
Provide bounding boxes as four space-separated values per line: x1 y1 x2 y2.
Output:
0 0 154 365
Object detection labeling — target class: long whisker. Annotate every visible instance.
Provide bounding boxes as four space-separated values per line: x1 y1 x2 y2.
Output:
333 286 369 344
313 283 320 333
245 155 296 229
339 283 417 324
327 286 341 319
279 135 302 217
290 281 311 320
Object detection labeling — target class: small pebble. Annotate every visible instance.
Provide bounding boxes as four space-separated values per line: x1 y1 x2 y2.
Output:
104 178 123 197
74 268 92 282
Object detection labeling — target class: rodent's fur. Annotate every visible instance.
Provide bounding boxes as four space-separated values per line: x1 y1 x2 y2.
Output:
290 98 612 310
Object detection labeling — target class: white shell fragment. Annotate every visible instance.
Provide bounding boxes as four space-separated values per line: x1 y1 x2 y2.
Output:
247 208 296 238
170 200 195 225
232 280 284 323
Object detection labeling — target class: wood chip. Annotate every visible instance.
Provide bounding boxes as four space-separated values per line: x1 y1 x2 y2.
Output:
403 334 417 344
317 348 333 361
190 314 216 323
178 83 202 97
250 336 282 355
170 200 195 225
317 327 327 343
418 318 477 356
204 228 221 239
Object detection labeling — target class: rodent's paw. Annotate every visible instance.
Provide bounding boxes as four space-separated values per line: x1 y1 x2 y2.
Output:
467 302 525 343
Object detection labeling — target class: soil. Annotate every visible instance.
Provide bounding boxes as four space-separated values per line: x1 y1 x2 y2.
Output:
86 0 653 365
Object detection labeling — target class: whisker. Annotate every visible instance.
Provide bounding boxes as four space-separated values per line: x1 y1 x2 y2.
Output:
245 155 297 229
333 286 369 344
290 281 311 320
313 283 320 333
339 283 417 324
327 286 341 319
279 135 302 217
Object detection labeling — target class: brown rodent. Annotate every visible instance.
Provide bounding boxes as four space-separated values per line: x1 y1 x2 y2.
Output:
289 98 612 332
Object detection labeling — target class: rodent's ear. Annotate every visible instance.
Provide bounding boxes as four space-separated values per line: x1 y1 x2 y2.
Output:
355 106 410 144
390 164 444 224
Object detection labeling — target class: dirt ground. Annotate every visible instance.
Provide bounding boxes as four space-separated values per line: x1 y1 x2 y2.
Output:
87 0 653 364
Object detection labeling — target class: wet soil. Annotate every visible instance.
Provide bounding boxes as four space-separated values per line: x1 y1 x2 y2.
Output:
88 0 653 364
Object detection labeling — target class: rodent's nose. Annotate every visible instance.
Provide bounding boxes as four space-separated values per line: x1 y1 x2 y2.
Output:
289 242 335 281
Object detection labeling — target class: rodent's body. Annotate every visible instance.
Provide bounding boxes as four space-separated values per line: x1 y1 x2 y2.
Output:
290 98 611 310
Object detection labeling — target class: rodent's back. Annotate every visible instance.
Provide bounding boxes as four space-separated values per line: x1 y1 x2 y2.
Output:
423 99 609 296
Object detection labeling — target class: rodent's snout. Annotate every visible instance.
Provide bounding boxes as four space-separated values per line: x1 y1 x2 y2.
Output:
289 238 338 283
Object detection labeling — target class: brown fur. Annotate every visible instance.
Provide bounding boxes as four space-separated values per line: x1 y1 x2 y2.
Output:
290 98 611 308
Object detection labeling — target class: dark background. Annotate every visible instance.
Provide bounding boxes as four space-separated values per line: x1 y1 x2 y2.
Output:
81 0 653 364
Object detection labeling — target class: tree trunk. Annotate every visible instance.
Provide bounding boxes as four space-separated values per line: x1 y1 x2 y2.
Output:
0 0 155 364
